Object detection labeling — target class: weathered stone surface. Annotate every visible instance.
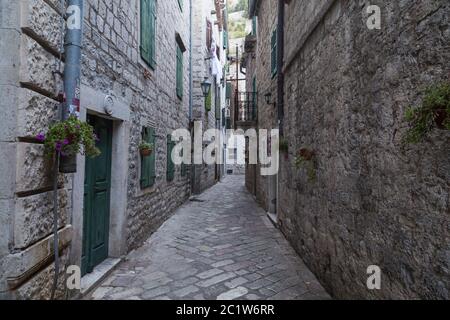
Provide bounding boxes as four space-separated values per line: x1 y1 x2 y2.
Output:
17 88 60 138
0 29 21 86
14 248 70 300
0 142 16 199
19 34 61 95
248 0 450 299
87 177 330 300
14 188 70 249
15 142 66 194
0 225 72 292
0 199 13 258
0 85 18 142
21 0 63 51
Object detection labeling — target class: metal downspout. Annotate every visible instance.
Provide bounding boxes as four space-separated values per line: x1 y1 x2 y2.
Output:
60 0 84 173
277 0 285 136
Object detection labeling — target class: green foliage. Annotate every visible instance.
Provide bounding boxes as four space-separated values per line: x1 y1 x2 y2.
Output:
228 19 247 39
37 116 101 158
205 90 212 112
139 141 154 151
228 0 248 13
279 138 289 153
294 148 316 182
404 82 450 144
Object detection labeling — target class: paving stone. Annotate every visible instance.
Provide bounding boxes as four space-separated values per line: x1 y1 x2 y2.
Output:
197 273 237 288
173 285 199 298
211 259 235 268
88 176 330 300
197 268 224 279
224 277 248 289
217 287 248 300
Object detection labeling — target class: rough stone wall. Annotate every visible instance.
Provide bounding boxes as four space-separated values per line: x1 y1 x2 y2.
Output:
191 0 224 194
0 0 71 299
246 0 278 212
278 0 449 299
82 0 192 250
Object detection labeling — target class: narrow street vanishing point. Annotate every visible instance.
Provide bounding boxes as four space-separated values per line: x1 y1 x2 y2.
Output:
87 176 330 300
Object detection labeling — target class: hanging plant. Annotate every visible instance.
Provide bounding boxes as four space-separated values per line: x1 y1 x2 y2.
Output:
294 148 316 182
404 82 450 144
139 141 154 157
36 116 101 158
279 138 289 153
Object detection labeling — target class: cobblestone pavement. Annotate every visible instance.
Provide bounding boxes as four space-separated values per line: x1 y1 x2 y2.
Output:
88 176 331 300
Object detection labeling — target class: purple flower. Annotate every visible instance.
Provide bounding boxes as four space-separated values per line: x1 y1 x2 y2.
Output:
55 141 63 152
93 133 100 142
63 138 70 145
36 133 45 142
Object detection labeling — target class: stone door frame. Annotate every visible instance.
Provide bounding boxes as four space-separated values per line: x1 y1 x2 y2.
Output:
70 85 131 277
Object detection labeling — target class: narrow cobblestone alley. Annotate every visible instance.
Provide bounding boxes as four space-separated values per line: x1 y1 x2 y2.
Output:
88 176 330 300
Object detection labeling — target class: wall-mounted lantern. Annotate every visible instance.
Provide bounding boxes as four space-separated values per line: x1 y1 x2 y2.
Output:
264 92 275 106
201 78 212 98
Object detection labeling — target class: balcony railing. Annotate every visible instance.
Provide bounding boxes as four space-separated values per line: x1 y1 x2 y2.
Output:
235 91 257 123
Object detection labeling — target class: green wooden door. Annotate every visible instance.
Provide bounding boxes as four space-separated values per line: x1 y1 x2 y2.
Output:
82 115 113 276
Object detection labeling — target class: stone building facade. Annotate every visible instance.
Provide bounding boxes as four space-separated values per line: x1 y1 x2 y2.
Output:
0 0 227 299
247 0 449 299
191 0 228 193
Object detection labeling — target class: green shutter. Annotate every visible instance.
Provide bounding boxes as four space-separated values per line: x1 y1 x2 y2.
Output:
205 90 212 112
141 127 156 189
181 148 187 177
140 0 156 69
252 16 257 36
223 30 228 49
271 28 277 77
167 134 175 181
252 76 257 120
176 44 183 99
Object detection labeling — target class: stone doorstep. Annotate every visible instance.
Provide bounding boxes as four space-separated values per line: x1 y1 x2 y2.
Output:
79 258 122 298
266 212 278 228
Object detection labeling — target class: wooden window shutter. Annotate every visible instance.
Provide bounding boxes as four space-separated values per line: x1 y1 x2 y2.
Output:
252 76 257 119
140 127 156 188
206 19 212 49
140 0 156 68
271 28 277 77
140 0 150 65
167 135 175 181
205 89 212 112
176 44 183 99
181 148 187 177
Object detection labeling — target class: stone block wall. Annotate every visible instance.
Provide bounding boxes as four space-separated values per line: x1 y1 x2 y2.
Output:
246 0 278 212
81 0 192 250
278 0 449 299
0 0 71 299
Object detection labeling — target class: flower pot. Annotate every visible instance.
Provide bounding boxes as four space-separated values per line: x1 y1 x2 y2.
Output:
140 148 152 157
434 108 447 129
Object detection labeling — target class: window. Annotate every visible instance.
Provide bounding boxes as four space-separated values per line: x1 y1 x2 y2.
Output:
181 148 187 177
177 0 183 11
271 28 277 77
140 127 156 189
167 134 175 181
252 16 257 36
140 0 156 69
205 89 212 112
206 19 212 49
176 43 184 99
252 76 257 120
223 30 228 49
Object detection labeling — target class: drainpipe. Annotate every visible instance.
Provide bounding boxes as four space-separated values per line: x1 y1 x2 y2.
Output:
189 0 195 195
60 0 84 173
276 0 285 136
